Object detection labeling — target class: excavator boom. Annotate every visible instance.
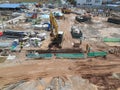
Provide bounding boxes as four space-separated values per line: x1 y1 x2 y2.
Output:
50 12 58 37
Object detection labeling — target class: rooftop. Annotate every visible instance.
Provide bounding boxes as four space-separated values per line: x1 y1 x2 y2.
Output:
0 3 21 9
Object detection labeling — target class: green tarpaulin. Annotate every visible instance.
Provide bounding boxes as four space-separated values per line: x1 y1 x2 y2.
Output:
103 38 120 42
87 52 107 57
56 53 84 59
27 53 52 59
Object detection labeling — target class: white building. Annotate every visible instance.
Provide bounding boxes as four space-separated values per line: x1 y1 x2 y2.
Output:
76 0 102 6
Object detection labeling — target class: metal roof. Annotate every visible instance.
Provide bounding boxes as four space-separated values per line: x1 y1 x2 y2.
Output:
107 4 119 7
0 3 21 9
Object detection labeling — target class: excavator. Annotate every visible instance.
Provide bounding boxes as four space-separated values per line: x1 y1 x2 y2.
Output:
61 4 72 14
48 12 64 49
61 8 71 14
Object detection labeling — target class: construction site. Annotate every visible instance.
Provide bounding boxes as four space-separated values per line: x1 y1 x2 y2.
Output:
0 0 120 90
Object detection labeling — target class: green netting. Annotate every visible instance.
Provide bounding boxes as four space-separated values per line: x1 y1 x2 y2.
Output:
103 38 120 42
27 53 52 59
56 53 84 59
87 52 107 57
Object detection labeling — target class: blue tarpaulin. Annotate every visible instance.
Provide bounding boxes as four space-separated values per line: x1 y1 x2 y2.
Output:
0 3 21 9
26 13 33 17
40 14 49 19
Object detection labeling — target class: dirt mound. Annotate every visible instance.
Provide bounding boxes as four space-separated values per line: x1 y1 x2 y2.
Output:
2 76 98 90
82 73 120 90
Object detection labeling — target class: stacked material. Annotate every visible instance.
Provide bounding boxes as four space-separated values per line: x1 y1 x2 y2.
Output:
0 42 11 48
37 33 47 40
53 11 63 17
33 23 50 31
40 14 49 19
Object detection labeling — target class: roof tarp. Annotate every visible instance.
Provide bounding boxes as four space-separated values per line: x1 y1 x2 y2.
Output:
0 3 21 9
0 32 3 36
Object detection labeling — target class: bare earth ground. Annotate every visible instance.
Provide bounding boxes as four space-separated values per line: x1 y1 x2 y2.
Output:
0 14 120 90
0 58 120 89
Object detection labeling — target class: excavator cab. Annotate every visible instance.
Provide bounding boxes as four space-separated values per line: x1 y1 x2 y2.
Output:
49 31 63 48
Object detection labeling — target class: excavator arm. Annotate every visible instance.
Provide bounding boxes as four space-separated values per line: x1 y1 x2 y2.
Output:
50 12 58 37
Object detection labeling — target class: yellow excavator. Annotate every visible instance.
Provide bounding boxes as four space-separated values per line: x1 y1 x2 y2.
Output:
61 8 71 14
48 12 64 49
61 2 72 14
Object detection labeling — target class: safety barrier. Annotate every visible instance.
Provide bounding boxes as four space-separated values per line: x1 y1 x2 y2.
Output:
103 38 120 42
87 51 107 57
26 52 107 59
56 53 85 59
26 53 52 59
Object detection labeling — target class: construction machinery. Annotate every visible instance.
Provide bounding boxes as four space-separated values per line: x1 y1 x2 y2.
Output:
75 13 91 22
107 13 120 24
35 2 43 7
61 8 71 14
61 4 72 14
71 26 83 39
48 12 63 49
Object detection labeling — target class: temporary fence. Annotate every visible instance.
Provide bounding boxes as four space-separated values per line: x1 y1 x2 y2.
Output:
103 38 120 42
26 53 52 59
26 52 107 59
87 51 107 57
56 53 85 59
0 42 11 48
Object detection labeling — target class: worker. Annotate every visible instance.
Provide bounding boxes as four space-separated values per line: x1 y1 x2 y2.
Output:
19 41 23 52
86 44 90 53
35 39 38 47
63 16 65 20
80 37 82 45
